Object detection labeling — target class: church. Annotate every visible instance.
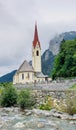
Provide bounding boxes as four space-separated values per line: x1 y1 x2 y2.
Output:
13 23 48 84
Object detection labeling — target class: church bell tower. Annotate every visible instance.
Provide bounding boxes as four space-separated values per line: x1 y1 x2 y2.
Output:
32 23 41 72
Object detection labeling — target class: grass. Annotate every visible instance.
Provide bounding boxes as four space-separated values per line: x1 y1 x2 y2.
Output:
69 84 76 90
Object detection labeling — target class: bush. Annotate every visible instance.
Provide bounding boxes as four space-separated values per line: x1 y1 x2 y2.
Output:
70 84 76 90
0 82 12 87
0 84 17 107
39 96 53 110
39 103 52 110
65 92 76 115
17 89 35 109
52 92 76 114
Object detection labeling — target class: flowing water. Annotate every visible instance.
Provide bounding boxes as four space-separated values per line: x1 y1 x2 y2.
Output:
0 108 76 130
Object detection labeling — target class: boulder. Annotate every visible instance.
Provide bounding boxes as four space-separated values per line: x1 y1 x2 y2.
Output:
14 122 25 128
70 121 76 124
37 122 45 128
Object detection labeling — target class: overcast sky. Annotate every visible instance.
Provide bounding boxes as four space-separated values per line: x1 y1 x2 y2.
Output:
0 0 76 76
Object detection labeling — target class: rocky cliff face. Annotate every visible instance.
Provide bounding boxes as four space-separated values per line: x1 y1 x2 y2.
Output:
41 50 55 76
49 31 76 55
49 35 63 55
42 31 76 76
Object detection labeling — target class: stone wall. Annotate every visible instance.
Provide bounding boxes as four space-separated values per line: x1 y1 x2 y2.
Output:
32 90 76 107
15 79 76 90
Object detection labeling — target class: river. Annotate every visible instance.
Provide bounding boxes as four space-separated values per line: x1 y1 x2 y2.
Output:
0 107 76 130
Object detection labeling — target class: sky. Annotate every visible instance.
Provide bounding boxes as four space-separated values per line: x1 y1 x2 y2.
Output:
0 0 76 76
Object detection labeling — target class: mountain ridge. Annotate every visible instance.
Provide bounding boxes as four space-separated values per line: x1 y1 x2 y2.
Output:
49 31 76 55
0 31 76 82
42 31 76 76
0 70 17 83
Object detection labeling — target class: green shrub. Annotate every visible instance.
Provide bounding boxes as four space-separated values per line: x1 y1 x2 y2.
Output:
70 84 76 90
0 82 12 87
53 92 76 114
0 88 3 95
17 89 35 109
0 84 17 107
39 103 52 110
65 92 76 115
39 96 53 110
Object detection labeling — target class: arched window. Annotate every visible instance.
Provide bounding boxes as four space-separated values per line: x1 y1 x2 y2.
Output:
28 73 30 79
36 50 39 56
22 73 24 80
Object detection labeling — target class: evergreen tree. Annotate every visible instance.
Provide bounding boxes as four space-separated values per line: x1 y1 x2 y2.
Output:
52 39 76 79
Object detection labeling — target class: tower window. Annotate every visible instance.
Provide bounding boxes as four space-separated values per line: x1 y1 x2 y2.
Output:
28 73 30 79
36 50 39 56
22 73 24 80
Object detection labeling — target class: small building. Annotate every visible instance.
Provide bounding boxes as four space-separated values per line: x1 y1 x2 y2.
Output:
13 23 48 84
13 60 34 84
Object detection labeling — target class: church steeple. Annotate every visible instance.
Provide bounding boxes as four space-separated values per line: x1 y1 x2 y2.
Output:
33 22 41 48
32 22 41 72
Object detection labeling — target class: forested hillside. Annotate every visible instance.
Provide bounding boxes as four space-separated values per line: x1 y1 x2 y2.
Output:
0 70 17 83
52 39 76 79
42 31 76 76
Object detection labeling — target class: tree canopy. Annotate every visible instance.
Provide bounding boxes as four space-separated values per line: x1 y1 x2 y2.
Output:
52 39 76 79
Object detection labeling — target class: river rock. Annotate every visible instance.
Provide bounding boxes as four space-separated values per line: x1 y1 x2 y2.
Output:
25 111 32 116
0 107 76 130
32 109 44 116
46 120 57 127
0 122 3 128
73 114 76 120
1 113 8 116
37 122 45 128
27 129 35 130
2 107 14 112
0 121 8 129
14 122 25 128
70 121 76 124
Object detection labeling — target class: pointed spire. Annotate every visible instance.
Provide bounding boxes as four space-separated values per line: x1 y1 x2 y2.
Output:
33 22 41 48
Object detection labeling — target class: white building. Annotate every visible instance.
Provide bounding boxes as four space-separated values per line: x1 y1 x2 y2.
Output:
13 23 48 84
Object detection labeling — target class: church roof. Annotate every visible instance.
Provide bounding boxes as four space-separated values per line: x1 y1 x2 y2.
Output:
36 72 48 78
33 23 41 48
17 60 34 73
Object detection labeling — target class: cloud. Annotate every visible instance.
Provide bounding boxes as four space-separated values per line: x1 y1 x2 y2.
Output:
0 0 76 76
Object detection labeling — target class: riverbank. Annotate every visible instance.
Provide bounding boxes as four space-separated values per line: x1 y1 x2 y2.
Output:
0 107 76 130
0 81 76 130
0 107 76 120
0 82 76 114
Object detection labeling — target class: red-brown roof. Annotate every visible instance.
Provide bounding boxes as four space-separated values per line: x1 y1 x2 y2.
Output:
33 23 41 48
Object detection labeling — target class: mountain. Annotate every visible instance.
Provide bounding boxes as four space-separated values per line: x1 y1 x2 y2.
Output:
49 31 76 55
42 31 76 76
41 50 55 76
0 70 17 83
0 31 76 82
